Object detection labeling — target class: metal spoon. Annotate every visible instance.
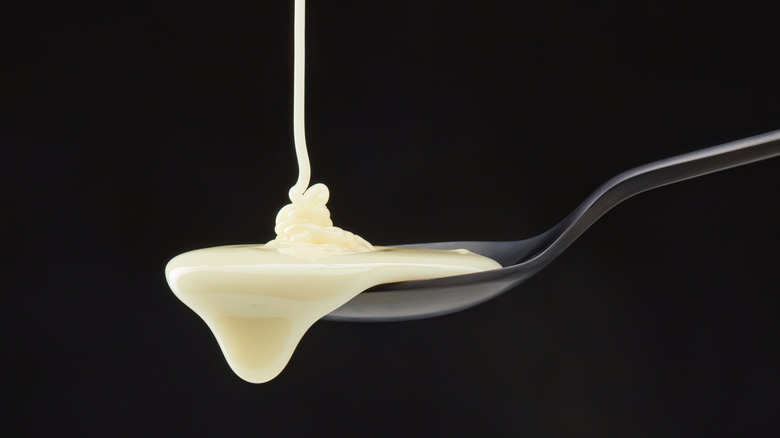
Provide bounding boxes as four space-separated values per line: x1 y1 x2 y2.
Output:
324 129 780 322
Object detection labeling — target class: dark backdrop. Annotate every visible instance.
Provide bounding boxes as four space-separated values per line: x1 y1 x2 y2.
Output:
3 0 779 436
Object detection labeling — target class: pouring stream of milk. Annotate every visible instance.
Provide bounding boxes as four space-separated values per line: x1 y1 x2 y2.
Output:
165 0 500 383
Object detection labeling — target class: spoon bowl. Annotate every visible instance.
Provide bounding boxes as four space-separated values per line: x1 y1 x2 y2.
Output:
325 129 780 322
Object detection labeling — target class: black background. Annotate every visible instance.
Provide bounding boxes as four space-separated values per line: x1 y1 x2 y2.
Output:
3 0 779 436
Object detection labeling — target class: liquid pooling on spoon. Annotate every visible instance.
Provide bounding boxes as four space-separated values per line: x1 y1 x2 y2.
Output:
165 0 500 383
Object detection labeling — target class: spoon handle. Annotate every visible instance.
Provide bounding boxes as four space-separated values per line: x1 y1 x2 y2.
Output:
326 130 780 322
537 130 780 264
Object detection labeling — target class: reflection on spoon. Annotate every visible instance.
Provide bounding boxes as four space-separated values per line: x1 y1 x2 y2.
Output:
326 129 780 322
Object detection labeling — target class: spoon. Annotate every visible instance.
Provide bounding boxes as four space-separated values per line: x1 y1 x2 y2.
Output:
324 129 780 322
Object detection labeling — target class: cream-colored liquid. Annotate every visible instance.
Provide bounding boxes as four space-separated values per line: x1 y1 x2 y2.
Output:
164 0 500 383
166 245 499 383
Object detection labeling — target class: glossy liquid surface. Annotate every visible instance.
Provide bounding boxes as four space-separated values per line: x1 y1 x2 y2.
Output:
166 245 500 382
